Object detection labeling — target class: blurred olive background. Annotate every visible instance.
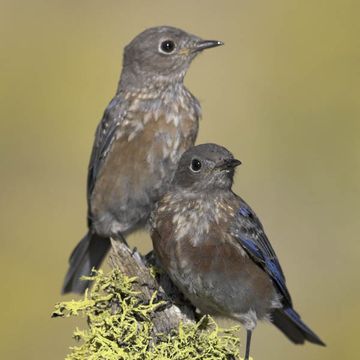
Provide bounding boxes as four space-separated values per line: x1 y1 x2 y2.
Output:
1 0 359 359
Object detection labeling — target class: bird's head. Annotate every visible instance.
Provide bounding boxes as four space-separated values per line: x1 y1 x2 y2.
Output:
120 26 223 88
173 143 241 191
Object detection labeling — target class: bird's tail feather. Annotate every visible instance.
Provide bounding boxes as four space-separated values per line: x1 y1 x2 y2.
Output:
272 308 325 346
62 231 110 294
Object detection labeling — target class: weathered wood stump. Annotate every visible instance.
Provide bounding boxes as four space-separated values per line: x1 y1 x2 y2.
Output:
109 238 196 335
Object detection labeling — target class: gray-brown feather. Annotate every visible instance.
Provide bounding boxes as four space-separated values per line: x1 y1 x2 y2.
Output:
151 190 280 330
90 86 200 237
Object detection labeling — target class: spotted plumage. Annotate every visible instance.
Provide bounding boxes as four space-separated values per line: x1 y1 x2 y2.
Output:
150 143 325 360
62 27 223 294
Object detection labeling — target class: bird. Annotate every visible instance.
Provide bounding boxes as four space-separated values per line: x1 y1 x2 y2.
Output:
150 143 325 360
62 27 223 294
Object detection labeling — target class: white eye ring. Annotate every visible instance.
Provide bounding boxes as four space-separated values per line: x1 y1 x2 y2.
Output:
190 158 202 172
159 39 176 54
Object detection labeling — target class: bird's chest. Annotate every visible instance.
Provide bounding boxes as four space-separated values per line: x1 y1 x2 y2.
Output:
91 96 199 232
171 197 232 246
146 108 198 175
117 97 199 178
154 195 240 273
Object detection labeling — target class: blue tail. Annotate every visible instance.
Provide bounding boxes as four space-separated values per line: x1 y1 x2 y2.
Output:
272 307 325 346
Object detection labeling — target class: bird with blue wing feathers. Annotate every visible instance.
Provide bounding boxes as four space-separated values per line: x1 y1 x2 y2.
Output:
150 143 325 359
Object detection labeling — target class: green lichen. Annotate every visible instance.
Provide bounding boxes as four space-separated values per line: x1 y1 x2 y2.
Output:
151 317 241 360
53 268 243 359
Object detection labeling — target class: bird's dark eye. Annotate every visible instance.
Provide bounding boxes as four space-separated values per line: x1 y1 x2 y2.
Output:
190 158 202 172
160 40 175 53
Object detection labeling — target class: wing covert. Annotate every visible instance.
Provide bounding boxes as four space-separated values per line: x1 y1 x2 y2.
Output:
231 198 292 306
87 94 129 201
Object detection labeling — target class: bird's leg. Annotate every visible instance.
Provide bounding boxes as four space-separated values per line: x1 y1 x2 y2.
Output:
244 330 252 360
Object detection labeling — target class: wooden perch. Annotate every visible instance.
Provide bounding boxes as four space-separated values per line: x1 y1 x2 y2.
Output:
109 238 196 335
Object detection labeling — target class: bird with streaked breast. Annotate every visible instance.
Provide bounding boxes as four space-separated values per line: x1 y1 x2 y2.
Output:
62 26 223 294
150 143 325 360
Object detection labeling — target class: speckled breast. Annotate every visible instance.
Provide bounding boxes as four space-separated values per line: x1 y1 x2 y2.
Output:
91 90 200 236
151 193 278 321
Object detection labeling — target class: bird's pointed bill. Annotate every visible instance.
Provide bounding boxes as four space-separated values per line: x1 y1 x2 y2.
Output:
194 40 224 51
215 158 242 170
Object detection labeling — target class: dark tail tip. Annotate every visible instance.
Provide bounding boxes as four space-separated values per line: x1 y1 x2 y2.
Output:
62 232 110 294
272 308 325 346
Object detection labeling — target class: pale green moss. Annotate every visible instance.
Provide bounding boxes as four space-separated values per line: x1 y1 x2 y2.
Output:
53 268 243 359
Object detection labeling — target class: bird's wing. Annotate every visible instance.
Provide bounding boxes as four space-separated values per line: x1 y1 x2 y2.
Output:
230 197 292 306
87 94 129 201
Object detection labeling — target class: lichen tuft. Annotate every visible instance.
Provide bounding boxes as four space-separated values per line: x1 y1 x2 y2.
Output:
53 268 242 359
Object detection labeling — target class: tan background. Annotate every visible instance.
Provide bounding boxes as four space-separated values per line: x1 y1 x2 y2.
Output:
1 0 359 359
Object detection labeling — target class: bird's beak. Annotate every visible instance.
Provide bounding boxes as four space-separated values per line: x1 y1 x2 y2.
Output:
193 40 224 52
215 158 242 170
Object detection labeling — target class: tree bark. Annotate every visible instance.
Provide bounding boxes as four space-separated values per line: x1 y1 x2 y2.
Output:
109 238 196 335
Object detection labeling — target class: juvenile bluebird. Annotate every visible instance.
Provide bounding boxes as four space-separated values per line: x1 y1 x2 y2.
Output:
62 27 223 294
150 143 325 359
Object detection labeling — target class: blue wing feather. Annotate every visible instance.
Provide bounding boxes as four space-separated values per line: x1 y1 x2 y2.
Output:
232 199 324 345
232 199 292 306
